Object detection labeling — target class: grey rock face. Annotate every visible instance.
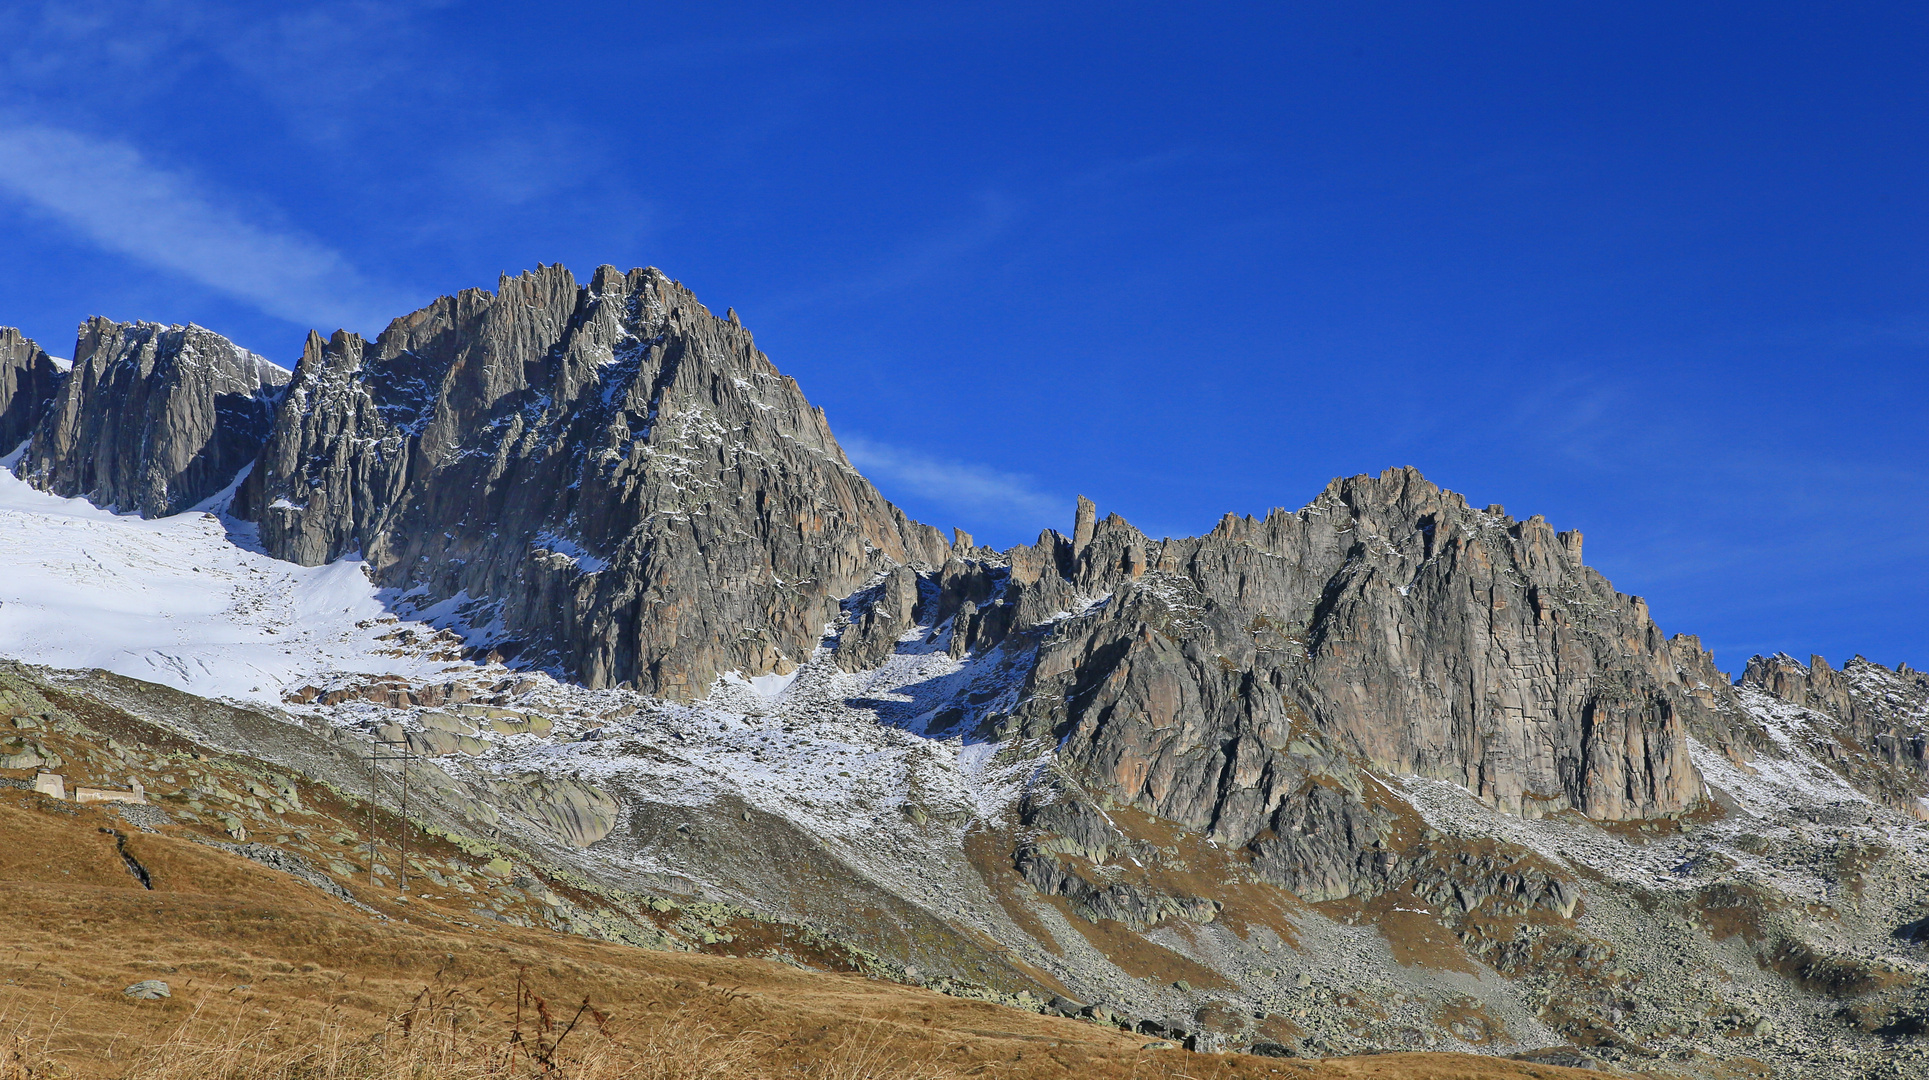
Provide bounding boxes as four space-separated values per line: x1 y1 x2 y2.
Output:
15 319 287 516
1245 761 1405 902
1014 845 1219 929
0 327 63 453
835 565 925 670
996 470 1709 832
1017 795 1221 928
240 264 948 697
884 471 1715 915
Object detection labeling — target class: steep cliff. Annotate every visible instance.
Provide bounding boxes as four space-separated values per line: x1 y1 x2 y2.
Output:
0 327 63 453
239 264 950 697
13 319 287 517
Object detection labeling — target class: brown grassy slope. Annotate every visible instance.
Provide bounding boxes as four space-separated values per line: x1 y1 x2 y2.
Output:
0 788 1606 1080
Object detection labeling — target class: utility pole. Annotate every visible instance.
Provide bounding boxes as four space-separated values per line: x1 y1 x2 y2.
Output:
399 734 410 892
366 733 378 889
365 733 415 893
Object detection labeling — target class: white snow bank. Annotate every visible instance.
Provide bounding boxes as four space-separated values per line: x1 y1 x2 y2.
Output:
0 464 468 703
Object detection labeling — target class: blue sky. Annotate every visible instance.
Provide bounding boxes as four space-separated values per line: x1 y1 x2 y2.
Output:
0 2 1924 673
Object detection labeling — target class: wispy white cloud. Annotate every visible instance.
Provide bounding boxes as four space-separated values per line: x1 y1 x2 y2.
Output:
840 434 1065 532
850 191 1018 295
1502 368 1633 469
0 2 443 138
0 124 404 332
0 2 600 216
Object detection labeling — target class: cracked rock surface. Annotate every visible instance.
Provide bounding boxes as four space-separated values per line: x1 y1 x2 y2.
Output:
0 326 63 453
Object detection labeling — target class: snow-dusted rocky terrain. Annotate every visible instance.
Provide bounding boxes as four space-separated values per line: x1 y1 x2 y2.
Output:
3 268 1928 1078
0 440 1040 853
5 447 1929 1077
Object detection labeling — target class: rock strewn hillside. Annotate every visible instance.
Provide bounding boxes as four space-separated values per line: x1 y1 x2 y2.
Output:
238 264 950 696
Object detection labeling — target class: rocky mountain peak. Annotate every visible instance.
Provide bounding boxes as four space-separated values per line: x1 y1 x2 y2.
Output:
12 318 287 517
908 468 1707 839
240 263 949 697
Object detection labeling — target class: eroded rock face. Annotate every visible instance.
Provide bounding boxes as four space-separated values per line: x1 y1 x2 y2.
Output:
15 319 287 517
1016 796 1222 928
0 328 63 453
239 264 949 697
990 469 1710 831
834 565 926 670
1014 846 1220 929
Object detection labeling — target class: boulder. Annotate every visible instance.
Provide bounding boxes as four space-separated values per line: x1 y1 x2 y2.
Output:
122 980 170 999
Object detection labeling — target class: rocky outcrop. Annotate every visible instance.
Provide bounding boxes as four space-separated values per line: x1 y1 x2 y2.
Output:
1742 653 1929 800
1016 746 1579 919
985 470 1710 837
0 328 63 453
14 319 287 516
1743 653 1929 766
1014 846 1219 929
487 773 620 848
1016 795 1221 928
239 264 949 697
834 565 927 670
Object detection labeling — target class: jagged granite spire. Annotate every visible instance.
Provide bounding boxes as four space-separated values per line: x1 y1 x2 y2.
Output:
14 319 288 517
239 264 950 697
0 327 63 453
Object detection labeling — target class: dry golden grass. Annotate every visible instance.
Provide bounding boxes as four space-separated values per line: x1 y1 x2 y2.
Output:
0 785 1607 1080
5 990 966 1080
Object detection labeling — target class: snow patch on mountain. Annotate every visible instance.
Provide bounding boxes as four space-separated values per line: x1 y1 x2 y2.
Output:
0 461 466 704
531 530 609 573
